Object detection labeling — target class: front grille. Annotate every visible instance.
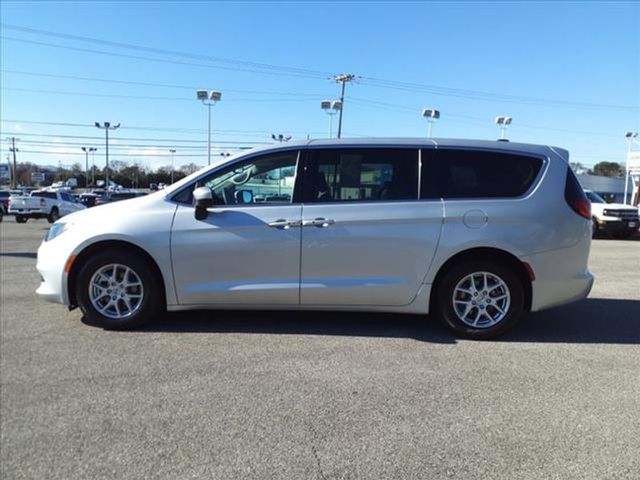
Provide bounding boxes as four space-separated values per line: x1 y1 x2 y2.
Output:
603 209 640 221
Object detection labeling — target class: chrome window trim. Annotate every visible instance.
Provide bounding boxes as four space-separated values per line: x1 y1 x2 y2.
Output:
303 145 422 204
417 148 422 201
169 148 302 207
426 146 550 202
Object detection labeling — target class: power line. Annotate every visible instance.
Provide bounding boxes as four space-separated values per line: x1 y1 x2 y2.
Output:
1 23 334 78
13 139 212 150
3 24 634 111
347 97 623 138
1 131 269 144
1 36 327 80
1 86 320 103
11 149 218 157
0 118 329 137
360 77 637 111
0 69 330 98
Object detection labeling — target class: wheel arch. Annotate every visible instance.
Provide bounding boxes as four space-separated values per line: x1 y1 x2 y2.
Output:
67 240 167 308
429 247 533 313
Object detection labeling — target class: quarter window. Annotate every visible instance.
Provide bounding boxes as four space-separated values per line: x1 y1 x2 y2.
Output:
425 149 543 199
32 191 57 200
304 148 418 202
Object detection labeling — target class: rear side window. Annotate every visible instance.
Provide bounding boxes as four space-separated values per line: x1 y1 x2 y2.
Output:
303 148 418 202
32 192 57 200
426 149 543 199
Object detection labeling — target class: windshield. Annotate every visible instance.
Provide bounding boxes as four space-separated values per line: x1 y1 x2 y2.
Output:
585 191 606 204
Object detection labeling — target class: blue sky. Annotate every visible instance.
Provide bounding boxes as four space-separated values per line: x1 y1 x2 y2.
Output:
1 1 639 170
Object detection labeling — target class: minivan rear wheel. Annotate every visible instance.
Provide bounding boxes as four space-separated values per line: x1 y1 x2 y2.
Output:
76 250 163 330
436 261 524 339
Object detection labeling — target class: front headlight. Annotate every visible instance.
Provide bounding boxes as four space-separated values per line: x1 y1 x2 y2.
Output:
45 222 74 242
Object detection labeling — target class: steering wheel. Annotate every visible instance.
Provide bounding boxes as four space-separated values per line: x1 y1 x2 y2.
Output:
221 187 233 205
230 170 252 185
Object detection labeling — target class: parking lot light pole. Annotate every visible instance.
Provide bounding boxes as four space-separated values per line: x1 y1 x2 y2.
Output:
197 90 222 166
91 148 97 186
495 116 512 139
624 131 639 205
81 147 97 189
169 149 176 184
321 100 342 138
95 122 120 188
422 109 440 138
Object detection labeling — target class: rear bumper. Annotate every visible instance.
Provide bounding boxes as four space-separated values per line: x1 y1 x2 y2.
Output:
523 239 594 312
9 208 48 216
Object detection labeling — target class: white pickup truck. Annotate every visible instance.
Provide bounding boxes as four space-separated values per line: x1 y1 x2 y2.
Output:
8 190 85 223
585 190 640 239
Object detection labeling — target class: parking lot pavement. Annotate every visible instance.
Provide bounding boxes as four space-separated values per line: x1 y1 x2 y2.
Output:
1 220 639 480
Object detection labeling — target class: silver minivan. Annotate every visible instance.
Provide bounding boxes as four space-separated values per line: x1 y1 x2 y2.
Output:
37 138 594 339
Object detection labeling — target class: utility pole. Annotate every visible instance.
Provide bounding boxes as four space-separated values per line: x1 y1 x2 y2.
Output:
81 147 97 190
95 122 120 189
8 137 19 189
169 149 176 184
333 74 356 139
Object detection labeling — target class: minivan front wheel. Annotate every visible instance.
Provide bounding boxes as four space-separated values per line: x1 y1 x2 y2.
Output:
76 250 163 330
436 261 524 339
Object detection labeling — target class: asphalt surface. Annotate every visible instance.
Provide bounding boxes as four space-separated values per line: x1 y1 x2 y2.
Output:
1 219 639 480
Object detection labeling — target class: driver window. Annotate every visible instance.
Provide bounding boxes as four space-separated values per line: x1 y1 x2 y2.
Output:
176 151 299 205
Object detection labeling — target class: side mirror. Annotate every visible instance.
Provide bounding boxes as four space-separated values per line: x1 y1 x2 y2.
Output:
193 186 214 220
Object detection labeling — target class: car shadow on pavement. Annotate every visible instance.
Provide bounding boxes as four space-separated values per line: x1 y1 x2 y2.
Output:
501 298 640 344
138 309 457 344
0 252 37 259
132 298 640 345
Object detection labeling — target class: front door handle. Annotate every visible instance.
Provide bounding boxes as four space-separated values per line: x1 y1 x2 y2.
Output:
302 217 335 228
268 219 294 230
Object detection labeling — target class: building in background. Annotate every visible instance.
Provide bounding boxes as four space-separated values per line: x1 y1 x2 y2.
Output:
577 173 637 205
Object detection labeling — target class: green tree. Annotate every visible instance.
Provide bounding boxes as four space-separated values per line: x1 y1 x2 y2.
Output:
592 161 624 177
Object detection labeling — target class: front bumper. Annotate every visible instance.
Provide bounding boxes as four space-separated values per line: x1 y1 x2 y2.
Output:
595 219 639 234
35 239 70 305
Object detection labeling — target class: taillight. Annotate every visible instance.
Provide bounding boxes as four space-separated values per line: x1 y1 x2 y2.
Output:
571 198 591 219
564 168 591 220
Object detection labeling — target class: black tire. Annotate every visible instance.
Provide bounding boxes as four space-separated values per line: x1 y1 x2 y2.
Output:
15 215 28 223
47 207 59 223
435 260 525 340
0 209 3 223
591 217 598 239
76 250 164 330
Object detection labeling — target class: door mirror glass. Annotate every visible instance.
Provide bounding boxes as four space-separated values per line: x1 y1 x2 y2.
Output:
235 189 253 204
193 186 214 220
